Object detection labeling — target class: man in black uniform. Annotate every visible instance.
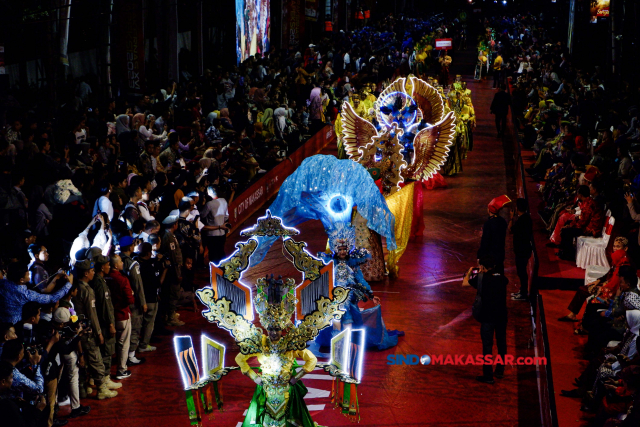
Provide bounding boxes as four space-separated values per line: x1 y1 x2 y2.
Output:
463 256 509 385
510 198 533 301
477 195 510 275
490 84 511 137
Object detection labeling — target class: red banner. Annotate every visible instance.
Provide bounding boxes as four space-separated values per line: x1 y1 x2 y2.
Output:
229 125 336 229
435 39 453 50
115 0 145 93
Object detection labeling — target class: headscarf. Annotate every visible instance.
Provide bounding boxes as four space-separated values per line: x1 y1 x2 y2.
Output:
207 112 218 127
274 107 287 135
626 309 640 335
309 87 323 120
116 114 130 135
220 108 232 125
132 113 145 130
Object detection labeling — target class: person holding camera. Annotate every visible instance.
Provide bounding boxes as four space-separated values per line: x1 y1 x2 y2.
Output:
51 307 91 419
200 186 230 265
463 256 509 384
0 360 47 427
0 263 72 325
0 338 44 397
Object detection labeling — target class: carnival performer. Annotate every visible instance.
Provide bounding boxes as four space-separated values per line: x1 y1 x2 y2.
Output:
197 271 350 427
317 222 403 350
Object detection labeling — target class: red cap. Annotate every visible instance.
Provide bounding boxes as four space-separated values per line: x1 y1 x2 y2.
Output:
583 167 600 183
488 195 512 214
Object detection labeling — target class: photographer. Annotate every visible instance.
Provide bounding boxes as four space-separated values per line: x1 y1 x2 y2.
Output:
0 263 72 325
463 255 509 385
0 338 43 397
136 243 167 352
200 186 230 265
0 360 47 427
51 307 91 419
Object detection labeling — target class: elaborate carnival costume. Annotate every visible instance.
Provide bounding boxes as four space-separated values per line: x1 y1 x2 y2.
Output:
177 213 368 426
339 76 456 275
316 223 403 350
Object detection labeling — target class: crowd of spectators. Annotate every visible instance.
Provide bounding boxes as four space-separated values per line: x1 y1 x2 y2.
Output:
483 13 640 427
0 11 471 427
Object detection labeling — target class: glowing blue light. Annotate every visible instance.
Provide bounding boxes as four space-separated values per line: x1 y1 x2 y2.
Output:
329 195 348 215
378 91 418 130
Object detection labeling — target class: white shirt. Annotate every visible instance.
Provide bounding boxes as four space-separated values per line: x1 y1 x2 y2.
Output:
201 198 229 237
92 196 114 221
344 53 350 64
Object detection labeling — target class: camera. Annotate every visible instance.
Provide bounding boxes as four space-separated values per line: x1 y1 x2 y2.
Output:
463 267 480 279
26 344 44 355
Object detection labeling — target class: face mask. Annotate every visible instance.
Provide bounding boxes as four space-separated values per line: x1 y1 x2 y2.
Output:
38 253 47 262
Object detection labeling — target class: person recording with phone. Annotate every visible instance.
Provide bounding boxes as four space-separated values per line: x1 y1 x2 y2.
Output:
463 256 509 385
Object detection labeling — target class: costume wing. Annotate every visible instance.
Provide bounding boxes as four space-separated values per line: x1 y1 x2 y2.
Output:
342 102 378 161
284 286 350 352
409 76 445 125
407 111 456 180
196 288 263 355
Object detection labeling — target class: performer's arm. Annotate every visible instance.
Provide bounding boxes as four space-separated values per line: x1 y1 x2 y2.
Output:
291 349 317 384
235 352 261 383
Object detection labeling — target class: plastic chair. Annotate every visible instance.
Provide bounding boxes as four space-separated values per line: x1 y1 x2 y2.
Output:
576 210 610 258
584 264 610 286
576 215 615 269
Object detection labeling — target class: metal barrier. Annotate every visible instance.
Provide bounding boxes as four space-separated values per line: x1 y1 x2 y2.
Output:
509 86 559 427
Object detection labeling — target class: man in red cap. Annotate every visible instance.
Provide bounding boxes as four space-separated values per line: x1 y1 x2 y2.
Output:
477 195 510 274
557 185 605 261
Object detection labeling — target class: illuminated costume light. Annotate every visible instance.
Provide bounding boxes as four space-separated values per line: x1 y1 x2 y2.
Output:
317 223 404 351
191 211 364 426
173 335 239 425
341 76 456 196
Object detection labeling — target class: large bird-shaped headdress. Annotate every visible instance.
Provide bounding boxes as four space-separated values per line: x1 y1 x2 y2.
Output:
341 76 456 195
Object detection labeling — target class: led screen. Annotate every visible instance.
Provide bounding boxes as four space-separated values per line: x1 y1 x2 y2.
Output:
236 0 270 63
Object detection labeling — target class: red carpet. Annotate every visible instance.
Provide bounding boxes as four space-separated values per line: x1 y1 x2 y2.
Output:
63 78 540 427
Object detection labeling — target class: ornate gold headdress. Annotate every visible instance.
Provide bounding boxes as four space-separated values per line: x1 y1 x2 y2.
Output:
254 275 297 330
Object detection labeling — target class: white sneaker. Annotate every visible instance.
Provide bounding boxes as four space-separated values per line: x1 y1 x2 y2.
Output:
138 345 157 352
58 396 70 406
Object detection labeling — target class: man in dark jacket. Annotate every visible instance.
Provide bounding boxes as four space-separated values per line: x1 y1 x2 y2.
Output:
463 256 509 384
490 84 511 137
477 195 510 275
510 198 533 301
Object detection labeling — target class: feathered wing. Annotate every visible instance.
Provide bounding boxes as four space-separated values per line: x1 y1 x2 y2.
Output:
283 286 350 352
407 111 456 180
409 76 445 125
341 102 378 161
196 288 263 355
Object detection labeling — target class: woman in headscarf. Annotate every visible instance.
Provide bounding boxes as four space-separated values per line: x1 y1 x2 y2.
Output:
115 114 130 135
309 87 324 134
273 107 288 140
260 108 274 139
132 113 146 131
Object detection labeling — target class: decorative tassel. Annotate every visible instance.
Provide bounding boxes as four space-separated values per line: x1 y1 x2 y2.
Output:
348 383 359 422
185 390 200 425
193 389 204 423
213 381 224 411
341 381 351 414
203 383 214 413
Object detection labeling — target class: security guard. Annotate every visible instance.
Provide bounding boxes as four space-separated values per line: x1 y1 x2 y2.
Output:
161 215 184 326
90 255 119 390
118 235 147 365
72 259 118 400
